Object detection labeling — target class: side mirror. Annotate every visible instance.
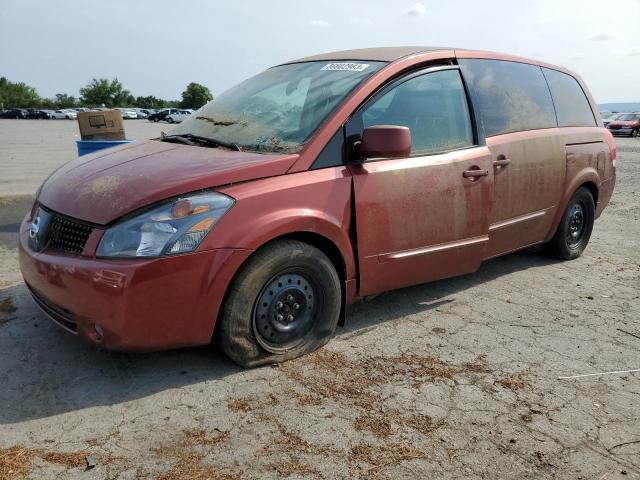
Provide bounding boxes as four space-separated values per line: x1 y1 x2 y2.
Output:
354 125 411 160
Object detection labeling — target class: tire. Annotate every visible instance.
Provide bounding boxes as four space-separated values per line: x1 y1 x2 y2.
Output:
217 239 342 368
167 117 174 124
543 187 595 260
631 128 639 138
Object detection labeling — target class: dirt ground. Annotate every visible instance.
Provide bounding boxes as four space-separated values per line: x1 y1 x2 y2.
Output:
0 120 638 479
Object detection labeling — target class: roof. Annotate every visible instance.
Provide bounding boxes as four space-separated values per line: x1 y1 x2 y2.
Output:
283 46 452 64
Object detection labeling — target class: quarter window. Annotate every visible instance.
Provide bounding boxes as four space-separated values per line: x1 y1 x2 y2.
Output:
359 69 474 156
459 59 557 136
542 68 596 127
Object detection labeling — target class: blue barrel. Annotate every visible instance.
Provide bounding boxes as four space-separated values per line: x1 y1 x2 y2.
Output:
76 139 134 156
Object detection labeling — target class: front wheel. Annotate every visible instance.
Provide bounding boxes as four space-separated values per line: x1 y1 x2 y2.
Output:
217 239 341 368
543 187 595 260
167 117 174 123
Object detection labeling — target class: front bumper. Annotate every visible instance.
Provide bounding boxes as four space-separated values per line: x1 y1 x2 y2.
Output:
18 215 252 351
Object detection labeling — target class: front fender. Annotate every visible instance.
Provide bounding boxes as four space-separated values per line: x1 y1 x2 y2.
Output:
206 168 356 280
218 208 356 281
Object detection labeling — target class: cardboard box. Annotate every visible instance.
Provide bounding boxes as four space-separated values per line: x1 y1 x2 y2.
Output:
77 110 126 141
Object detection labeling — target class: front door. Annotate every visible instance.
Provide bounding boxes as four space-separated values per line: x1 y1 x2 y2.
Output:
346 67 494 296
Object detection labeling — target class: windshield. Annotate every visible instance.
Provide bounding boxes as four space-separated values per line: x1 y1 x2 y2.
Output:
167 61 384 153
617 114 639 121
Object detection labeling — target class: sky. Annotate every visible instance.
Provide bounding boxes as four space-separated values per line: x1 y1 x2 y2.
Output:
1 0 639 104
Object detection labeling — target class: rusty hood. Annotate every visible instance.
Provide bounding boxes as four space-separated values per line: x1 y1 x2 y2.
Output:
38 140 298 225
609 120 638 127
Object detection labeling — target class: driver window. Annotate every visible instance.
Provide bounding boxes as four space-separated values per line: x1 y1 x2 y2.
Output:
360 69 474 156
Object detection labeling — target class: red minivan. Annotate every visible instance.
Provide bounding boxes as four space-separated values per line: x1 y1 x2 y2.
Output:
19 47 616 367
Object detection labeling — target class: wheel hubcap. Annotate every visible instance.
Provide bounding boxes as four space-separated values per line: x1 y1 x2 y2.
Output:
254 272 316 351
566 203 585 246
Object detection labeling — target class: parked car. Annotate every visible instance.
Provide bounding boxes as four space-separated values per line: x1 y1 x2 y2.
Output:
606 113 640 137
166 109 193 123
50 109 77 119
134 109 149 119
117 108 138 119
602 113 621 128
1 108 28 119
148 108 181 122
27 109 51 119
19 47 616 367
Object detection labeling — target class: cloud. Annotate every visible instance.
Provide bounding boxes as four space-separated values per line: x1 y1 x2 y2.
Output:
589 32 620 41
310 19 332 28
403 2 426 17
627 48 640 56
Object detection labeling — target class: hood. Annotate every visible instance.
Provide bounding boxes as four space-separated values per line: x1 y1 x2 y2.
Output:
609 120 638 127
38 140 298 225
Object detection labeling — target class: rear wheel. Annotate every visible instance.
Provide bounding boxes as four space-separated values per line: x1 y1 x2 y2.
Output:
543 187 595 260
217 239 341 368
631 128 639 138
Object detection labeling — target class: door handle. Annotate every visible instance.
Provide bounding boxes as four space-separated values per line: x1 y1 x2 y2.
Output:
493 156 511 167
463 169 489 179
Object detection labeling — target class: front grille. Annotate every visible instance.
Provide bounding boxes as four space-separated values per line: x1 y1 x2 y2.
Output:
27 284 78 333
609 125 621 130
47 214 93 254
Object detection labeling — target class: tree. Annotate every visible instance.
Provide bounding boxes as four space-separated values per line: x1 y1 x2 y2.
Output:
38 98 56 109
180 82 212 109
0 77 40 108
134 95 166 109
55 93 77 109
79 78 130 107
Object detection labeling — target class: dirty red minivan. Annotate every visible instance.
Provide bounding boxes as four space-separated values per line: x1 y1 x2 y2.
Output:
19 47 616 367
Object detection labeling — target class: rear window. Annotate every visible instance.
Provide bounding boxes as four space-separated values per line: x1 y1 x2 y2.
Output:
542 68 596 127
459 59 557 136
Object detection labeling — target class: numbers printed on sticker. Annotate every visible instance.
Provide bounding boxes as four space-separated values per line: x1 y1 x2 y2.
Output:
321 63 370 72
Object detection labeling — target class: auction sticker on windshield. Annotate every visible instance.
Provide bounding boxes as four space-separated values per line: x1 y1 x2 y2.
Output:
321 62 370 72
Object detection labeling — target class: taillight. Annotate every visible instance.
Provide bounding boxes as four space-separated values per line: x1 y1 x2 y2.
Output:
604 129 617 168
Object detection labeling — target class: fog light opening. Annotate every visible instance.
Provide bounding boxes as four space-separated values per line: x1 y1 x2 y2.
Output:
88 323 104 343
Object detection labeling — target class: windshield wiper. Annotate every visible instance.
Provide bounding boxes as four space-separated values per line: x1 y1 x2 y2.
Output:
161 133 242 151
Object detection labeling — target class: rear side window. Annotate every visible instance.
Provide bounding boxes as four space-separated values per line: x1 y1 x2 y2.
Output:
542 68 596 127
459 59 557 136
359 69 474 156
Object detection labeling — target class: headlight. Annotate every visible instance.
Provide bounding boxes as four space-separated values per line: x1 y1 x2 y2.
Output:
97 192 234 258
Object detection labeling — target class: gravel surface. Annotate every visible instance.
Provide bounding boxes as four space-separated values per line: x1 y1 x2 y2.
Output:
0 121 638 479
